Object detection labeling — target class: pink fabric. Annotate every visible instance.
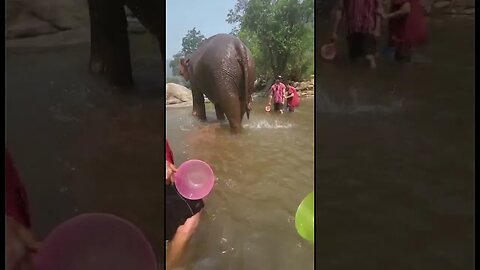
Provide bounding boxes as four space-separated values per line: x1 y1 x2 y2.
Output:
166 140 174 165
343 0 379 34
271 82 286 104
287 86 300 107
5 148 31 228
389 0 427 48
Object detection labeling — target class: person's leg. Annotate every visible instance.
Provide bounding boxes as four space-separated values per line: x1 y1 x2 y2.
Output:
364 34 377 69
347 34 360 62
166 211 202 269
274 103 281 112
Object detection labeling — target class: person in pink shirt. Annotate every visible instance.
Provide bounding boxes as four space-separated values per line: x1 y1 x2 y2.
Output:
268 76 286 113
285 82 300 112
331 0 383 68
165 140 203 269
5 148 40 270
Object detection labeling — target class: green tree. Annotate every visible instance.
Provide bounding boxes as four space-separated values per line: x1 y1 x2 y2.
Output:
181 27 206 55
227 0 314 80
168 28 206 76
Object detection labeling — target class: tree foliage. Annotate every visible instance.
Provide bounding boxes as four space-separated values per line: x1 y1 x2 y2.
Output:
168 28 206 76
227 0 314 81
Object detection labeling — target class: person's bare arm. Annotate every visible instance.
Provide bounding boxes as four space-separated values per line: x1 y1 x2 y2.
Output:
268 87 273 105
374 0 384 37
332 0 344 41
383 2 411 19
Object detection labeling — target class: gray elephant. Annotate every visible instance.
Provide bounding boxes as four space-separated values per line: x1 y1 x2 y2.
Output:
179 34 256 134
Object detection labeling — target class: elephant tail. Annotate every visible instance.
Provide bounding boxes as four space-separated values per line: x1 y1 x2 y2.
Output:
241 44 251 120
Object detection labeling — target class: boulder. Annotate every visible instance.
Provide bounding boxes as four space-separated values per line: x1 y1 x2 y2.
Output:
433 1 452 9
6 0 89 39
463 7 475 14
297 82 309 91
166 83 192 105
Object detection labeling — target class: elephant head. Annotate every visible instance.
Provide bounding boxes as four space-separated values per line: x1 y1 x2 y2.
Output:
179 58 191 81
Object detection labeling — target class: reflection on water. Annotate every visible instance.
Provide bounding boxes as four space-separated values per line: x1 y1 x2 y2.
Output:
167 98 314 269
6 34 166 264
316 17 474 269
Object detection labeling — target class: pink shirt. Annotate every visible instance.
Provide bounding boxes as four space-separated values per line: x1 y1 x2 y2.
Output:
5 148 31 228
287 86 300 107
271 82 286 104
343 0 378 34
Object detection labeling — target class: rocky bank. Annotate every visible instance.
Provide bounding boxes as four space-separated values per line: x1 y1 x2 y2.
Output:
166 77 315 108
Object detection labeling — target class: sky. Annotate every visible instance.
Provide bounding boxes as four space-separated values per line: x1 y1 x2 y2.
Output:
166 0 237 60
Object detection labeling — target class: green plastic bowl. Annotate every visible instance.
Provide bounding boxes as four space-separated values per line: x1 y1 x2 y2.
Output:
295 191 314 243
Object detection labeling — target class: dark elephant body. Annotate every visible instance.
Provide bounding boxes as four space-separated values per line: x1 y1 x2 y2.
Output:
180 34 256 133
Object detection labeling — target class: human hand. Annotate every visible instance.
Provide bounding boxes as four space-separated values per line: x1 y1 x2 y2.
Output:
166 161 177 185
6 215 40 270
331 32 338 42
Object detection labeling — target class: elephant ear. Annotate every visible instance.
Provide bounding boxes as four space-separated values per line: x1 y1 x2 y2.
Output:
180 58 190 67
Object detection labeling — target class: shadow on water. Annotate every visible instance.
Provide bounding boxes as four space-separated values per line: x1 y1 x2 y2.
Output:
167 98 315 269
315 16 474 269
6 34 166 263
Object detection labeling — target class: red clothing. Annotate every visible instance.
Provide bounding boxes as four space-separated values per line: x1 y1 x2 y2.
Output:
389 0 427 48
286 86 300 108
166 140 174 164
271 82 286 104
5 149 31 228
343 0 379 34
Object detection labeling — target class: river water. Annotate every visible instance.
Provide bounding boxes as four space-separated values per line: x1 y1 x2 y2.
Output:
6 35 167 265
315 16 474 269
167 98 315 269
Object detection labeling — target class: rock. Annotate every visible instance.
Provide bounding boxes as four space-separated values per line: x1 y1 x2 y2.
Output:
6 0 89 39
297 82 309 91
305 90 314 96
463 7 475 14
433 1 452 9
166 83 192 105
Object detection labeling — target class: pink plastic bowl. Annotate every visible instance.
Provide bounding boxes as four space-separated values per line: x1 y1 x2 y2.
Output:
34 213 157 270
175 159 215 200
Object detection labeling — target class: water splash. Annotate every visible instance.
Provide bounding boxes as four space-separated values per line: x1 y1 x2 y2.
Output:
244 120 292 129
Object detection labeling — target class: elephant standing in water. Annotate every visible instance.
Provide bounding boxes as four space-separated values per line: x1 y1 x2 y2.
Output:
179 34 256 134
87 0 163 87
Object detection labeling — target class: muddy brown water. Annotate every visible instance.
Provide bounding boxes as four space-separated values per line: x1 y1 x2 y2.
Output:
167 98 315 269
315 16 474 269
6 35 166 264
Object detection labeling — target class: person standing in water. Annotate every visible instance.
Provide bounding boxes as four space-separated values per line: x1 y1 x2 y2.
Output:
331 0 384 68
381 0 427 62
285 82 300 112
165 140 204 269
268 76 286 114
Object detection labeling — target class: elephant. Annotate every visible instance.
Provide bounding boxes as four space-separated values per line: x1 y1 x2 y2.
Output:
179 34 256 134
87 0 164 87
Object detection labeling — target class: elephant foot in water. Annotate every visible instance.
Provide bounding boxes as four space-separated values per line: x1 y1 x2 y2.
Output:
214 104 226 121
192 110 207 121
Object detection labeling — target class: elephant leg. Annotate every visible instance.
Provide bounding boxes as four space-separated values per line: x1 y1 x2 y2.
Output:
87 0 133 87
192 91 207 121
223 98 243 134
214 104 226 121
124 0 164 84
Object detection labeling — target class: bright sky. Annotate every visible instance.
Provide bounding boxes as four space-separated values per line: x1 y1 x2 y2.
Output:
166 0 237 59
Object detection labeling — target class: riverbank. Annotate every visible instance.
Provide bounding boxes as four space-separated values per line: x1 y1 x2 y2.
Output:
166 78 315 108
